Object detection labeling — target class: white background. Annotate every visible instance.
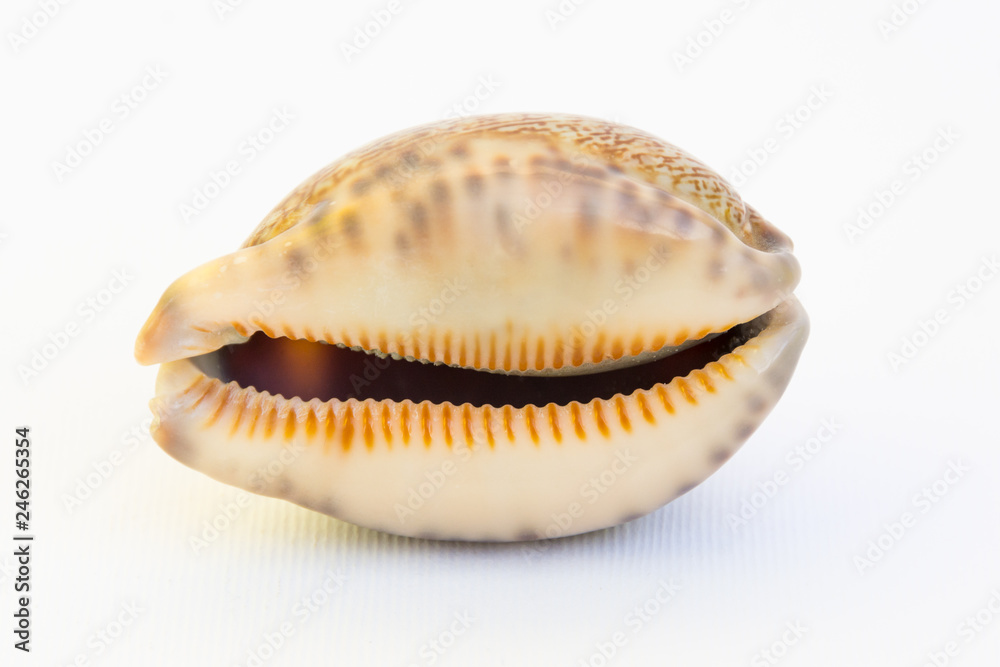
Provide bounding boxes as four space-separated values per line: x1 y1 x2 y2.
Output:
3 0 1000 665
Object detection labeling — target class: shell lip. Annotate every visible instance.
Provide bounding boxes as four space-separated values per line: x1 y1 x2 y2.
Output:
148 297 808 414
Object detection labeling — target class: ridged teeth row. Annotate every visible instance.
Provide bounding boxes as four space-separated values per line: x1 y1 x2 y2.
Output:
174 355 745 452
225 320 737 372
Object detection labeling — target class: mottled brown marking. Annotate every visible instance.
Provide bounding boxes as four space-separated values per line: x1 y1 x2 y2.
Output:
395 232 411 254
429 179 449 204
711 448 732 464
350 178 372 195
578 195 599 232
465 173 483 196
708 257 725 280
342 211 361 245
676 482 698 496
409 202 428 236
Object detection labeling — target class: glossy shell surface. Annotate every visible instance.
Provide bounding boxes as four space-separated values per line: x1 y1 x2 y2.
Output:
136 113 809 541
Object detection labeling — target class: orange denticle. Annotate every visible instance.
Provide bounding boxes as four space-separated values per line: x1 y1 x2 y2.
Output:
340 406 355 451
591 332 605 363
636 394 655 423
244 394 263 439
676 379 698 404
524 405 540 445
322 404 337 450
362 404 375 449
694 370 716 393
547 404 562 443
570 403 586 439
482 406 495 448
442 405 454 447
380 403 393 445
462 405 474 445
655 386 675 414
502 405 515 441
630 334 644 356
188 381 215 411
420 403 432 447
305 407 319 438
228 390 247 437
710 360 733 381
283 409 297 441
262 401 279 439
400 404 411 444
204 384 236 429
614 396 631 431
442 332 453 365
593 401 610 437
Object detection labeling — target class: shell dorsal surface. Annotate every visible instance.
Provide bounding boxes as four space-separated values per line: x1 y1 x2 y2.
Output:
243 113 790 252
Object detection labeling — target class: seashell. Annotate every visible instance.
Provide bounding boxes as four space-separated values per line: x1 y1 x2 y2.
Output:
136 113 808 541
